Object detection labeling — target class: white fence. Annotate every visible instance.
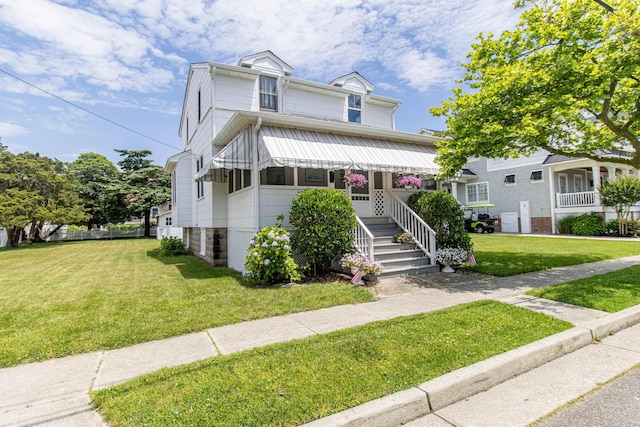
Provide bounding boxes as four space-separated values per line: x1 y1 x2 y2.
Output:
48 227 157 242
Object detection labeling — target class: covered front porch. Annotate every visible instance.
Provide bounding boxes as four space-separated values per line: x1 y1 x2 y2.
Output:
547 158 640 232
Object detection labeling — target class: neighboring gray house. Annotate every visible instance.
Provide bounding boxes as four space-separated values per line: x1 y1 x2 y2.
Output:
455 150 639 234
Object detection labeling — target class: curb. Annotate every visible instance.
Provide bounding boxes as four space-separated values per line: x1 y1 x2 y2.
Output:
302 305 640 427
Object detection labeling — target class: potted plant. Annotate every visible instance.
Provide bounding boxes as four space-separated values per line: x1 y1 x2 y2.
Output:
435 247 469 272
340 253 383 284
343 173 368 188
395 175 422 189
394 232 414 243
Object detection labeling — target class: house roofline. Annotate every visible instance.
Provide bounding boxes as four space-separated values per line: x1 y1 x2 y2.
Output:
212 110 442 147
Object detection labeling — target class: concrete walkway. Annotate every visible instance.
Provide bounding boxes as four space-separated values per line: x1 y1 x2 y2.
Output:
2 255 640 426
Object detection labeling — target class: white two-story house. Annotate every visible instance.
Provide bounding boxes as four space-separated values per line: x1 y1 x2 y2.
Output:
167 51 443 274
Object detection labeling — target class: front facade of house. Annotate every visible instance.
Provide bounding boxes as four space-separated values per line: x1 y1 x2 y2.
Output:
168 51 442 272
458 151 639 234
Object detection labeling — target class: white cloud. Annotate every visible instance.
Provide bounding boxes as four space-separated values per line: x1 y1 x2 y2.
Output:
0 122 28 137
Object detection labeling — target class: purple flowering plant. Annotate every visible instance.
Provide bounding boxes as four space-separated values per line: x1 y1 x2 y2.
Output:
395 175 422 188
343 173 368 188
243 215 300 285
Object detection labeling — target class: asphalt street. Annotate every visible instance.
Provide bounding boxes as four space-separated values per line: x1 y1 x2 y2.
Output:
537 366 640 427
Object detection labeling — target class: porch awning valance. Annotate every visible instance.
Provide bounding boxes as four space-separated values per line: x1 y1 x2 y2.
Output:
258 126 440 175
195 128 252 181
196 124 440 181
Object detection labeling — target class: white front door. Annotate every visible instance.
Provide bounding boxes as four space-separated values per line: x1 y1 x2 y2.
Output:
348 171 373 217
520 201 531 234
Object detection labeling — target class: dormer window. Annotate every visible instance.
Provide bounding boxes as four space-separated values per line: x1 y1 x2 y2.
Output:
348 94 362 123
259 75 278 111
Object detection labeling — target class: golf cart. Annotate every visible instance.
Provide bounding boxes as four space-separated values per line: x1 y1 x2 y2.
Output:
464 203 498 233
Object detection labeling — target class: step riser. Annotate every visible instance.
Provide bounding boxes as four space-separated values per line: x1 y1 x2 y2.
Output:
382 258 432 269
375 251 425 261
378 265 440 278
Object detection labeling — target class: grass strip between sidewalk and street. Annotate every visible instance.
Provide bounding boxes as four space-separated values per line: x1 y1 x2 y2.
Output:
467 234 640 276
91 300 572 427
527 265 640 313
0 239 372 368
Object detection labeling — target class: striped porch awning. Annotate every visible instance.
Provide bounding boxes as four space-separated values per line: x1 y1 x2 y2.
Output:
196 125 440 181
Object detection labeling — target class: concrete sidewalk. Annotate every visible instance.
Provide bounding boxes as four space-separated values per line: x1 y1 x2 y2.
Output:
2 255 640 427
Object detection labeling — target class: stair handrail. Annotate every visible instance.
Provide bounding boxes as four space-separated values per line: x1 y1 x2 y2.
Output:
354 216 375 260
388 193 437 265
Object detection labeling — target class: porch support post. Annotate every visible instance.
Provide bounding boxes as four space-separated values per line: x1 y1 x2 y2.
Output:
606 166 615 182
451 181 458 202
548 167 557 234
253 118 262 232
591 165 601 206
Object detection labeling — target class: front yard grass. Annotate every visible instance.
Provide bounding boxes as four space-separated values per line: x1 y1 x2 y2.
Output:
91 300 572 427
0 239 372 368
527 265 640 313
468 234 640 276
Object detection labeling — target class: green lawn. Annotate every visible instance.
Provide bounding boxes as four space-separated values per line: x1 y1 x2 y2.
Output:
91 301 571 427
527 265 640 312
0 239 372 368
468 234 640 276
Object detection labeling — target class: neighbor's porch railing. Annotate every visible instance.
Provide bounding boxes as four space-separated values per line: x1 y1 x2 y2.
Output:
556 191 596 208
388 193 437 265
354 216 375 260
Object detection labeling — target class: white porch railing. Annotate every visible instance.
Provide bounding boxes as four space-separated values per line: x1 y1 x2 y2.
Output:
388 193 437 265
556 191 596 208
354 216 375 260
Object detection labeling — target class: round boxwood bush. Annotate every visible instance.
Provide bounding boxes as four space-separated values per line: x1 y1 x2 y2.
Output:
289 188 356 276
407 190 472 253
571 212 605 236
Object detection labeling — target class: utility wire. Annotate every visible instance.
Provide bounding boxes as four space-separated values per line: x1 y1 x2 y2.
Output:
0 67 181 152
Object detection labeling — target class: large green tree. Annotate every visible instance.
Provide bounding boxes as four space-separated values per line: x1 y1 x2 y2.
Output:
68 152 127 229
114 149 171 237
431 0 640 177
0 149 88 246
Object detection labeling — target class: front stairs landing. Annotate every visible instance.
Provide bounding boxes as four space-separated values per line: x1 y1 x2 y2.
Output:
361 218 439 278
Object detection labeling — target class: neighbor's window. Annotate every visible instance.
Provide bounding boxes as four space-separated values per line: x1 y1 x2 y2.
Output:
466 182 489 204
530 170 543 181
348 94 362 123
228 169 252 193
165 217 172 226
259 75 278 111
198 89 202 122
504 174 516 184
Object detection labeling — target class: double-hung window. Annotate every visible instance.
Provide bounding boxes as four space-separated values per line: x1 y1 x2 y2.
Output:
259 75 278 111
466 182 489 204
348 94 362 123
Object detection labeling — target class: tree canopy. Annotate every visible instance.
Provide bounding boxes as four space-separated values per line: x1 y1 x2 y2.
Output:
114 149 171 237
431 0 640 177
68 152 126 229
0 150 88 246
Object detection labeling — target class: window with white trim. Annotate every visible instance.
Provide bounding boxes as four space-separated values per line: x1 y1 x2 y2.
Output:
165 217 172 226
574 175 584 193
196 156 204 198
504 174 516 184
259 75 278 111
197 90 202 123
348 94 362 123
530 170 543 181
466 182 489 204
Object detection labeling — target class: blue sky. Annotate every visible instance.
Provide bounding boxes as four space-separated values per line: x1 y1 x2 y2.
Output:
0 0 521 167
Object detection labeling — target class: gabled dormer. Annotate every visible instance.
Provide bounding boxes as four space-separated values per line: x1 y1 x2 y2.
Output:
329 72 375 94
330 72 375 124
237 50 293 76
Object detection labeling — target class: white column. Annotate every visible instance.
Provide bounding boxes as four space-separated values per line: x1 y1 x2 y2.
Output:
548 167 557 234
451 181 459 201
592 165 601 205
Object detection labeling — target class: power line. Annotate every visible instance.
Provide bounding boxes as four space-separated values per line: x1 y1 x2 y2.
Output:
0 67 181 152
